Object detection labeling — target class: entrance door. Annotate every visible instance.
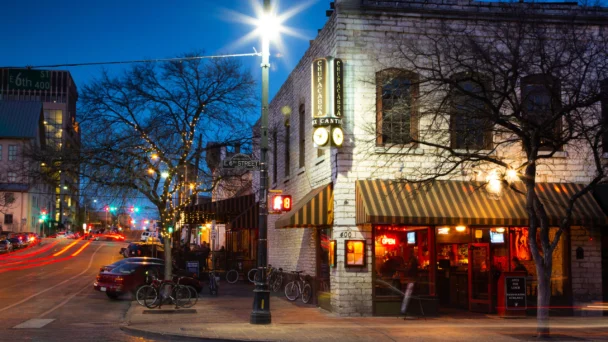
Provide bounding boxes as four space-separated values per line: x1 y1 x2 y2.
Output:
468 243 492 313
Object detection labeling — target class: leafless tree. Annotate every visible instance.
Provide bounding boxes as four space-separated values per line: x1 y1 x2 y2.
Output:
37 53 257 239
362 7 608 336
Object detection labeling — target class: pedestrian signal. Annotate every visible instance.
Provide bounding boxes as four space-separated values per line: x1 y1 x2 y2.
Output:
272 195 292 212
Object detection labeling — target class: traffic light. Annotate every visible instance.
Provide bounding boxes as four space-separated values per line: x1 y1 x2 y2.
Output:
104 206 110 212
272 195 292 212
167 226 174 234
129 207 134 213
110 207 117 212
39 210 48 221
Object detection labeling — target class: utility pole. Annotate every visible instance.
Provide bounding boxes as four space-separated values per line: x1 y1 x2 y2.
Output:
250 0 272 325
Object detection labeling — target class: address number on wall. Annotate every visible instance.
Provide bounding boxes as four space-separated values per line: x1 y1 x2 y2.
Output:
339 231 353 238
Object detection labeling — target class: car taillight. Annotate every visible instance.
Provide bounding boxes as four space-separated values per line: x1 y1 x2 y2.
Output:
115 277 124 284
96 275 101 281
100 267 105 271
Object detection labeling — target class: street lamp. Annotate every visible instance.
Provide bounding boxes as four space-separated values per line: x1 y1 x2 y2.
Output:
251 0 279 325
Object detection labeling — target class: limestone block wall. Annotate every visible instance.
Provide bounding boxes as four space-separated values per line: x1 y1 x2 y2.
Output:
570 226 603 316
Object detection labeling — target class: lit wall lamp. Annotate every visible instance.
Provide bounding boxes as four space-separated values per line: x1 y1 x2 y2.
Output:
455 225 466 232
438 227 450 235
475 230 483 239
496 227 505 233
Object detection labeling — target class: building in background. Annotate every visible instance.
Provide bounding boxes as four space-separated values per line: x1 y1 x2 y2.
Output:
0 69 81 230
0 101 54 233
261 0 608 317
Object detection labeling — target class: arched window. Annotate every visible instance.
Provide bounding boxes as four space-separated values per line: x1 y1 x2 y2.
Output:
521 74 562 151
450 73 493 150
376 69 419 145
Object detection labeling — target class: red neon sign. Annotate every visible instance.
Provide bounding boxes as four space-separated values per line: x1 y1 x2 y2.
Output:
381 236 396 245
272 195 293 212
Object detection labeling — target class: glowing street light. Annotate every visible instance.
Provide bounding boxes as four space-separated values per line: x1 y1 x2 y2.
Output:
250 0 281 326
161 171 169 179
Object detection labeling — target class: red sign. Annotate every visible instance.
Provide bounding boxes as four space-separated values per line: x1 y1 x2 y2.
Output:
381 236 396 245
272 195 293 212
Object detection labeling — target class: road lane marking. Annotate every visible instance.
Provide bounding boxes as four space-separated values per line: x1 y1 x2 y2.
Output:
38 281 92 318
0 244 104 313
13 319 55 329
52 239 83 256
71 241 91 256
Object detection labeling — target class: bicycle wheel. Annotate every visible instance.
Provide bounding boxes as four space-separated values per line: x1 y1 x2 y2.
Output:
301 283 312 304
271 274 283 292
284 281 299 301
248 268 258 283
173 285 191 308
181 286 198 308
225 269 239 284
143 286 160 308
135 285 156 306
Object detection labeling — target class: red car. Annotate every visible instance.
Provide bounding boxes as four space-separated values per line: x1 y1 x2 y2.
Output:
94 262 202 299
99 257 163 273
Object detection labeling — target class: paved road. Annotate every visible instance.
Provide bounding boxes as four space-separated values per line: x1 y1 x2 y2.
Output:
0 236 191 342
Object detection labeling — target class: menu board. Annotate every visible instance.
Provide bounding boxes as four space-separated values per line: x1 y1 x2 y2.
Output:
345 240 365 267
505 276 527 310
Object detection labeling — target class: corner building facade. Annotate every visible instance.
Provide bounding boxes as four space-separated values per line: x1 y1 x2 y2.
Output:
259 0 608 317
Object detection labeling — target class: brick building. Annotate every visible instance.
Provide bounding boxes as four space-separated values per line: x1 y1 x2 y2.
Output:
261 0 608 317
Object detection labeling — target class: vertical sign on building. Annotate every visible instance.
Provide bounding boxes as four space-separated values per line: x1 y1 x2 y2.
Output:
334 59 343 118
311 58 327 118
311 57 344 148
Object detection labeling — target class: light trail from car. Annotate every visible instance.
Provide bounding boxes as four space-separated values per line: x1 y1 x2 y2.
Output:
0 241 95 274
52 238 84 257
0 240 61 262
71 242 91 256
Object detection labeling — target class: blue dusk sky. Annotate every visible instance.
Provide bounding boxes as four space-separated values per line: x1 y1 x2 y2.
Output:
0 0 332 101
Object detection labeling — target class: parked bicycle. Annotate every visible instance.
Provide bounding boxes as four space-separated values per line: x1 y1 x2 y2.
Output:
208 268 219 296
138 275 195 309
284 271 312 304
248 264 283 292
225 261 245 284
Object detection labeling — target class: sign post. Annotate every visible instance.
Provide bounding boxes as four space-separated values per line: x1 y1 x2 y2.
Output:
221 154 261 171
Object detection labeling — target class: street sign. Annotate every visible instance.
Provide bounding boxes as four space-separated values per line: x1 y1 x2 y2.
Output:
8 69 52 91
221 153 260 170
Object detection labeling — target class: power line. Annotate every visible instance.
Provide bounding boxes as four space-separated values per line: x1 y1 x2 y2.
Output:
5 51 262 69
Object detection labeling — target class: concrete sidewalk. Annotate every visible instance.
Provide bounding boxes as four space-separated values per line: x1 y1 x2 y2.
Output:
121 283 608 341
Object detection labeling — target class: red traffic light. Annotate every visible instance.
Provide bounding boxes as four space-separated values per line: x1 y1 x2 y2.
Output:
272 195 292 212
104 206 110 212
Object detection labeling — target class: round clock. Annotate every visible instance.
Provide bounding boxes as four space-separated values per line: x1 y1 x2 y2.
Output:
332 127 344 146
313 127 329 146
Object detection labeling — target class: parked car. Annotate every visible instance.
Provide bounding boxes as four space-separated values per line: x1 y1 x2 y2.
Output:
56 231 67 239
93 262 203 299
8 237 25 249
124 242 164 259
0 240 12 253
100 257 163 273
140 231 158 242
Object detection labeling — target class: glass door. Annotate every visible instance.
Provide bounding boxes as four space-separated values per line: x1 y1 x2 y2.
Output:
468 243 491 313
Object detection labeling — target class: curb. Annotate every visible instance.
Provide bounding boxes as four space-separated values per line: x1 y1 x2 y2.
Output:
120 325 252 342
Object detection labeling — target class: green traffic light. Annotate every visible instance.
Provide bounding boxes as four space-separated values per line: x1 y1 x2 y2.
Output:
168 227 174 234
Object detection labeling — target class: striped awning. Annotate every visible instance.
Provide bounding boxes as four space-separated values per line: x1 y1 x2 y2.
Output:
275 184 333 229
227 203 259 231
356 180 607 226
184 194 255 225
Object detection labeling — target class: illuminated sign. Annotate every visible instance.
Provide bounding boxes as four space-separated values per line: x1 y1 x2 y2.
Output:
272 195 292 212
381 236 396 245
334 58 343 117
311 58 327 118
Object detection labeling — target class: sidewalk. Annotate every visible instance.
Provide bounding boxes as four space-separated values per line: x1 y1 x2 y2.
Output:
121 283 608 341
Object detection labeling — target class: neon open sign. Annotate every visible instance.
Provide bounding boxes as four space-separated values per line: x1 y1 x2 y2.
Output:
381 236 396 245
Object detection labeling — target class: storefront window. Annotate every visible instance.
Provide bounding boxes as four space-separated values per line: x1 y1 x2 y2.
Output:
345 240 366 266
374 227 431 297
318 228 333 292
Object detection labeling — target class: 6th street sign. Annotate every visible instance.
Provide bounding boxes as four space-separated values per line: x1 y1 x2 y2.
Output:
8 69 52 91
221 154 260 171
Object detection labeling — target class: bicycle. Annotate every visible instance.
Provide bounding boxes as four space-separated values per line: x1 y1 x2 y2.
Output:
142 275 193 309
136 274 197 308
247 265 283 292
208 268 219 296
225 261 244 284
284 271 312 304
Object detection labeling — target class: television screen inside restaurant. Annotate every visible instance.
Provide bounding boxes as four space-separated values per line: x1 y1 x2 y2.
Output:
490 230 504 243
407 231 416 244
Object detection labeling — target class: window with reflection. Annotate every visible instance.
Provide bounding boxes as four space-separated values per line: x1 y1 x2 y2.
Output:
521 74 562 150
376 69 419 145
450 74 492 150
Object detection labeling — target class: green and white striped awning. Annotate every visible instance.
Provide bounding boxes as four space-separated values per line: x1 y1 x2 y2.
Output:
356 180 607 226
276 184 333 229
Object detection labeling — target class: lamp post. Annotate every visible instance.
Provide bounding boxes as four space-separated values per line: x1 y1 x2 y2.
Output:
251 0 272 325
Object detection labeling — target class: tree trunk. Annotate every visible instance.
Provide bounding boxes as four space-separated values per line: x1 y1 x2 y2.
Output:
536 265 551 337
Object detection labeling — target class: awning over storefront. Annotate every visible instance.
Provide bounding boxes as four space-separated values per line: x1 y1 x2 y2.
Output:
226 203 259 231
184 194 255 225
356 180 607 226
276 183 333 229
